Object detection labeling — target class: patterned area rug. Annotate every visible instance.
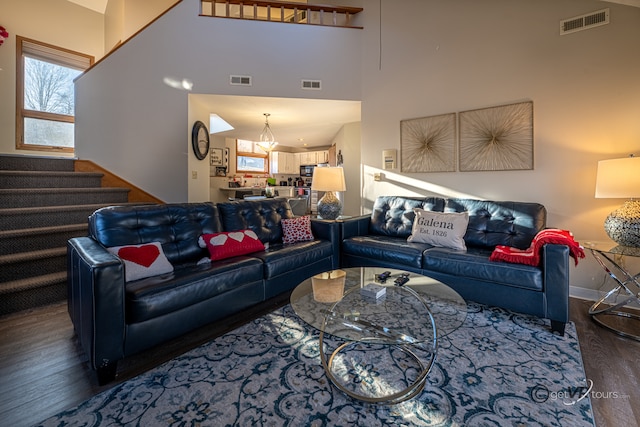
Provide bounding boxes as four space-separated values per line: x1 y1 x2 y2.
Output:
36 303 595 426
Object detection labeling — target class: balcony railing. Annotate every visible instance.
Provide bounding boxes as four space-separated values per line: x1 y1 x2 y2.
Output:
200 0 363 28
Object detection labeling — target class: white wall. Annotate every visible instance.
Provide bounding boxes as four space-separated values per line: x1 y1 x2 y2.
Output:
359 0 640 294
0 0 104 157
187 95 215 202
104 0 177 52
75 0 361 203
104 0 124 52
10 0 640 297
332 122 361 216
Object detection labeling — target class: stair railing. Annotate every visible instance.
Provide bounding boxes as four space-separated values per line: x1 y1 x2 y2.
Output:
200 0 363 28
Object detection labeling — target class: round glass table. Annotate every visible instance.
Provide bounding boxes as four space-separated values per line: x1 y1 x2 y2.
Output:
290 267 467 404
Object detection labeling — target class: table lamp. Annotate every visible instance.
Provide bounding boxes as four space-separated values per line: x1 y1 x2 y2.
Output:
595 155 640 247
312 167 346 220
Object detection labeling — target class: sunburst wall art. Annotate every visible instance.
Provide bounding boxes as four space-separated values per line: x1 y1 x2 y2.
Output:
458 101 533 172
400 113 456 173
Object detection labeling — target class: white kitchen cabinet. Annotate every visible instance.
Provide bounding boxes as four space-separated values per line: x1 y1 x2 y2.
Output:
285 152 296 173
271 152 296 174
294 150 330 167
298 152 317 166
316 150 329 164
293 153 300 171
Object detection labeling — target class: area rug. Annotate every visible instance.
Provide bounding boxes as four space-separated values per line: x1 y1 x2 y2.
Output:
35 303 595 426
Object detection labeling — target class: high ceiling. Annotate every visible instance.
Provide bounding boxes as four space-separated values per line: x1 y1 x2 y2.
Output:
66 0 640 13
65 0 636 148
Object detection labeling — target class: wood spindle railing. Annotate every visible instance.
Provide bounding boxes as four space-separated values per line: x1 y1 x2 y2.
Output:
200 0 363 29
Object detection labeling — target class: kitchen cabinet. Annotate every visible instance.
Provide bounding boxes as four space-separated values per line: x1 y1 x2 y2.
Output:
296 150 330 166
297 152 316 166
317 150 329 164
293 153 300 171
271 151 296 174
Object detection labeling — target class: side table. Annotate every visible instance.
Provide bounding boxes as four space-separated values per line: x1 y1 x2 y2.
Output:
584 241 640 341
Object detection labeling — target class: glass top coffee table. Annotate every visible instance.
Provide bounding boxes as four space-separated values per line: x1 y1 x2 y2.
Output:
290 267 467 404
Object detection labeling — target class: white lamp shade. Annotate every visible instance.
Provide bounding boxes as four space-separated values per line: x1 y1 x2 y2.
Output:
595 156 640 199
311 167 346 192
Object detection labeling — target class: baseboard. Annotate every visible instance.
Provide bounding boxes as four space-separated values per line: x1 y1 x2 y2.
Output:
571 285 640 310
569 286 599 302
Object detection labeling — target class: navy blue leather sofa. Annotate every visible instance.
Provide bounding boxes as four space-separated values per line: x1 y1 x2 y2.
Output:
340 196 570 335
67 199 339 384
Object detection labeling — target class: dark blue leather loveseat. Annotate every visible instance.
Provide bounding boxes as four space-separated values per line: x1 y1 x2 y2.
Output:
67 199 339 384
340 196 571 335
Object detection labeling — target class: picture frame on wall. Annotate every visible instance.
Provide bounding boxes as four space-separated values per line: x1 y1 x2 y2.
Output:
458 101 533 171
210 148 224 166
400 113 456 173
215 166 227 177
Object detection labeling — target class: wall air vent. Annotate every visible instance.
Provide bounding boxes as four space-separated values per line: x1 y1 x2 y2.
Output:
230 75 252 86
301 80 322 90
560 8 609 35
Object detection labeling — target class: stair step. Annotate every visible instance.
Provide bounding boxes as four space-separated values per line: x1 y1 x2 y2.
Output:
0 247 67 282
0 224 87 255
0 203 148 230
0 187 130 208
0 272 67 316
0 271 67 294
0 155 156 315
0 170 103 189
0 155 75 172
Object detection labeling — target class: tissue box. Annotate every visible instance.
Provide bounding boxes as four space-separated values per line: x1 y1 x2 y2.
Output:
361 283 386 299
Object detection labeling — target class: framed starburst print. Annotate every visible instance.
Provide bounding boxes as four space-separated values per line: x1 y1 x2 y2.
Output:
400 113 456 173
458 101 533 171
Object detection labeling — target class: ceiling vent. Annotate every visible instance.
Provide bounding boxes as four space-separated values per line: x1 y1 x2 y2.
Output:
230 75 252 86
301 79 322 90
560 8 609 35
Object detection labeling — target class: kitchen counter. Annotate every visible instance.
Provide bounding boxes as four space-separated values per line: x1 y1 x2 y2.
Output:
220 186 296 198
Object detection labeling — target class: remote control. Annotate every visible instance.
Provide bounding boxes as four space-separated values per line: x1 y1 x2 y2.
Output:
394 273 410 286
375 271 392 283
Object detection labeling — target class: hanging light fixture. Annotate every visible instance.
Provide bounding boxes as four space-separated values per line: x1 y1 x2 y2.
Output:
257 113 278 152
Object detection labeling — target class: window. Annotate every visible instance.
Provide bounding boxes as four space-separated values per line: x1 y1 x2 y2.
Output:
236 139 270 174
16 36 94 152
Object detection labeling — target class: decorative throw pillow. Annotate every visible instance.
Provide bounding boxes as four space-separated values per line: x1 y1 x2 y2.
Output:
199 229 265 261
281 215 315 244
407 209 469 251
107 241 174 282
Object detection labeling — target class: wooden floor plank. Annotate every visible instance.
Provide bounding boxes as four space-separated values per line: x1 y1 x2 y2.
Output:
0 297 638 427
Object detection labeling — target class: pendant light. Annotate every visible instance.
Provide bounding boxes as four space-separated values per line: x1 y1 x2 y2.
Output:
257 113 278 152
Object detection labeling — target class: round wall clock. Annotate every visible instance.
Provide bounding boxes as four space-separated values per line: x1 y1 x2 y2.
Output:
191 121 210 160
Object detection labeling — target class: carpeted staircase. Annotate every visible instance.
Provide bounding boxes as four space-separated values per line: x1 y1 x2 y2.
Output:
0 155 133 316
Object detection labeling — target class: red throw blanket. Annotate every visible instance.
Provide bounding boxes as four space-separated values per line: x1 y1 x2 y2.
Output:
489 228 585 267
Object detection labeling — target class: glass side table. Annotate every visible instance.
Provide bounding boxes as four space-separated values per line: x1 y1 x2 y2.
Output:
584 241 640 341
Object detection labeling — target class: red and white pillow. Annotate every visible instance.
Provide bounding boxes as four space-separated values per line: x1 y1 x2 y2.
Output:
107 241 174 282
281 216 314 244
199 229 265 261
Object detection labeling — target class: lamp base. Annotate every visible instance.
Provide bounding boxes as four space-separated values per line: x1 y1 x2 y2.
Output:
317 191 342 220
604 200 640 248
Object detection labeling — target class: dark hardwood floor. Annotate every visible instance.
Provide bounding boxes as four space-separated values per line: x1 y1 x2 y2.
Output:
0 297 638 427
